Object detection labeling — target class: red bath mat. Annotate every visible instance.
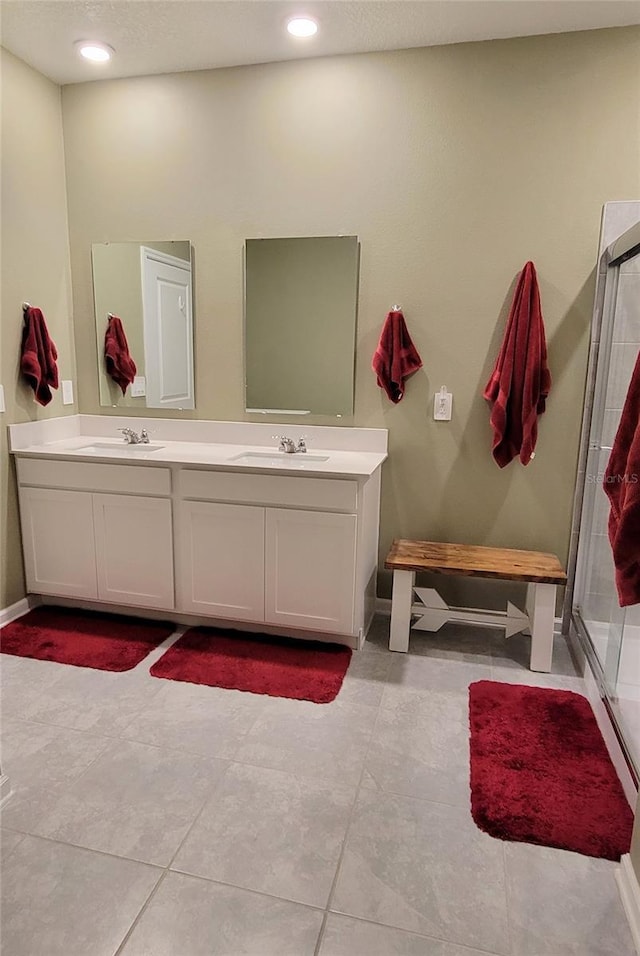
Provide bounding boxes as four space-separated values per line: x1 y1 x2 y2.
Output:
0 606 175 672
150 626 352 703
469 680 634 861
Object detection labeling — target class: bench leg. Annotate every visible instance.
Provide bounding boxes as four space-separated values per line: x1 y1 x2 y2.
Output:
389 569 415 652
526 583 556 672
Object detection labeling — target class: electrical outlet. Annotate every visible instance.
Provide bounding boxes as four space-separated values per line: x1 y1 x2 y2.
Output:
434 386 452 421
131 376 146 397
61 380 74 405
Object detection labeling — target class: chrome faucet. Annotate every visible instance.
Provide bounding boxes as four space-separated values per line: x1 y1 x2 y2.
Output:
277 436 296 454
274 435 307 454
119 428 150 445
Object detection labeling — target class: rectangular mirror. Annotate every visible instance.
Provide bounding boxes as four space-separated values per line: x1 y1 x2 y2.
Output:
244 236 360 417
92 240 195 409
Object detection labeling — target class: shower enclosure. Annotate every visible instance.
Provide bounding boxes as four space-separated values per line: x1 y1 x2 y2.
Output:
570 204 640 780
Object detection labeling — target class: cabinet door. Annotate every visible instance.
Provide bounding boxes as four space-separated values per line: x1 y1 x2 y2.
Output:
265 509 357 634
178 500 265 621
93 494 174 609
19 487 98 599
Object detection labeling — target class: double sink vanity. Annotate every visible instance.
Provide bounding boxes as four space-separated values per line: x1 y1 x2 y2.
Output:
10 416 387 649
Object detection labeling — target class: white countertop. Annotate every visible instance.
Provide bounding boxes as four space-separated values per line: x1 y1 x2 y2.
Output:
11 435 387 479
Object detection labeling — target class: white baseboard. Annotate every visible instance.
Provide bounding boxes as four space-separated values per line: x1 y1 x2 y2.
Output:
0 595 39 629
617 855 640 954
0 774 12 809
582 662 637 808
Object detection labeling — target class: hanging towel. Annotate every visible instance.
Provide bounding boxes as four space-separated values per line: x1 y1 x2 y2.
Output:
604 349 640 607
483 261 551 467
104 315 137 395
20 306 59 407
372 309 423 403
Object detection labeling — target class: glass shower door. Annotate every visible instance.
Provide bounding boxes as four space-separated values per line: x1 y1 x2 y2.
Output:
572 218 640 775
573 265 627 696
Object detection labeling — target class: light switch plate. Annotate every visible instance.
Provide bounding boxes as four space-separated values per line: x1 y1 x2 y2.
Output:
131 376 146 397
433 387 453 421
61 380 74 405
0 384 5 413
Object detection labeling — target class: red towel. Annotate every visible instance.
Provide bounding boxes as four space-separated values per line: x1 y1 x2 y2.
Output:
604 349 640 607
483 262 551 467
20 306 59 407
372 309 423 403
104 315 137 395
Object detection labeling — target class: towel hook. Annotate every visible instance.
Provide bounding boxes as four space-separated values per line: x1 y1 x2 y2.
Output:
22 301 32 310
391 303 402 311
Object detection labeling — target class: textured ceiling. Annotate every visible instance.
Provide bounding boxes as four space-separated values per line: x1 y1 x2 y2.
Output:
1 0 639 86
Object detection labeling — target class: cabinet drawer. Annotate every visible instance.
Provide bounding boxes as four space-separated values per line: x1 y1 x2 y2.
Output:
16 457 171 496
179 469 357 512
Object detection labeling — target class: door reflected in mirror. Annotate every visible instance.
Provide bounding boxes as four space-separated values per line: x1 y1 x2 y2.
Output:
244 236 360 417
92 240 195 409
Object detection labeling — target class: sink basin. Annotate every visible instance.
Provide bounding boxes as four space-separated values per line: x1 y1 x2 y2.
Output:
229 451 330 466
78 442 165 454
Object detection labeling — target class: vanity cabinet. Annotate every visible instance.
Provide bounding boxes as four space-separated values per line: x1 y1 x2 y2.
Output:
11 422 386 649
176 467 367 638
16 459 174 610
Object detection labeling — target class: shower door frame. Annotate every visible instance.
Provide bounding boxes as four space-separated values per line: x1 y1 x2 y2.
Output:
567 219 640 783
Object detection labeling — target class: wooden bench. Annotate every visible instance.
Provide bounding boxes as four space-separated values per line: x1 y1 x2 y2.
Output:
385 540 567 672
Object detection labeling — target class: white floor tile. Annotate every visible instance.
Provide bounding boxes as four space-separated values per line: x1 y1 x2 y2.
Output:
1 828 25 860
1 653 68 717
119 871 323 955
1 835 160 956
173 762 356 907
362 687 471 806
33 738 227 865
505 841 637 955
119 679 265 759
332 790 510 954
320 914 503 955
14 664 163 735
233 695 376 787
0 717 111 834
384 653 493 699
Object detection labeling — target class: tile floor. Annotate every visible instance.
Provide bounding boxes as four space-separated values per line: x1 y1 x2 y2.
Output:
0 615 636 956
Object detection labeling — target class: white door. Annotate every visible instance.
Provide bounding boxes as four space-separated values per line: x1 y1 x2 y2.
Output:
93 494 174 609
19 487 98 599
178 500 265 621
141 247 194 409
265 509 357 634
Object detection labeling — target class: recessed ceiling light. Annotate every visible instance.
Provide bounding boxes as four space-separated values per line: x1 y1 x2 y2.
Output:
75 40 114 63
286 17 318 38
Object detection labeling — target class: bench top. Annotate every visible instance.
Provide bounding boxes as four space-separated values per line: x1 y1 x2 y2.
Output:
385 539 567 584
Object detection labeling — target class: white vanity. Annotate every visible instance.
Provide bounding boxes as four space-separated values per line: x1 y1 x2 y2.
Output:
10 416 387 649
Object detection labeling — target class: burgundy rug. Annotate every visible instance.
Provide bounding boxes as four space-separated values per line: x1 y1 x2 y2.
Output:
469 680 634 861
150 626 352 703
0 606 174 672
